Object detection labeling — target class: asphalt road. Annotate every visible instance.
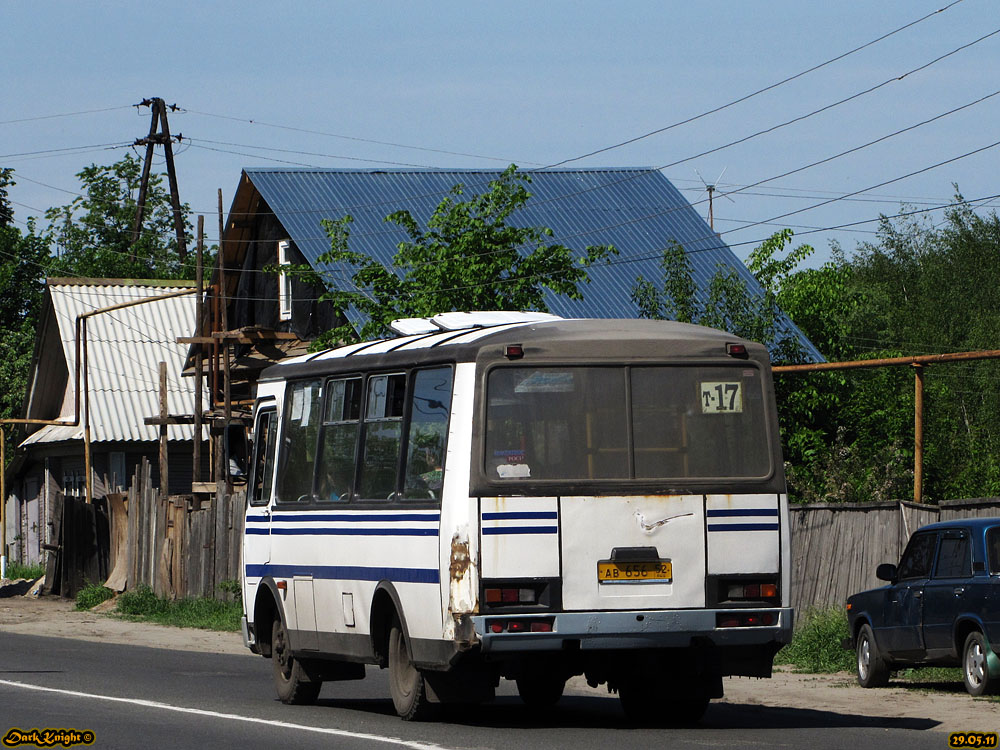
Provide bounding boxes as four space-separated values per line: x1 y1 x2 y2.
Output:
0 632 954 750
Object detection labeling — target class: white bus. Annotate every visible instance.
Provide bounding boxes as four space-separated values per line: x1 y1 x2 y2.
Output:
241 313 793 723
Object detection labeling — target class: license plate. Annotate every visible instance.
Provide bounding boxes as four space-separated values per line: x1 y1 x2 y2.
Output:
598 560 672 583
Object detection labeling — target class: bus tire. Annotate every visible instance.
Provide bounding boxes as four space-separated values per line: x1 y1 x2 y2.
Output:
516 674 566 709
388 618 434 721
272 619 322 705
856 624 890 688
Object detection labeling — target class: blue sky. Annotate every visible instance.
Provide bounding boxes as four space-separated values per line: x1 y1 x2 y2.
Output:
3 0 998 267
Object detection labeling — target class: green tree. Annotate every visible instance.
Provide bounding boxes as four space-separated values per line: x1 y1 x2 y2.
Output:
780 195 1000 503
44 154 196 279
632 228 814 362
0 169 52 459
302 165 617 344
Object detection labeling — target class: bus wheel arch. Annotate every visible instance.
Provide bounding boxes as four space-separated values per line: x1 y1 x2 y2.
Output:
253 578 285 659
370 582 410 668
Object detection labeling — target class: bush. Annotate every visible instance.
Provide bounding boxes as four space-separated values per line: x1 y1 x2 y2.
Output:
778 607 854 673
115 584 166 616
75 583 115 611
218 578 242 603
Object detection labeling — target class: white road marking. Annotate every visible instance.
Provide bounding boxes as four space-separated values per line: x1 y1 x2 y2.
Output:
0 678 451 750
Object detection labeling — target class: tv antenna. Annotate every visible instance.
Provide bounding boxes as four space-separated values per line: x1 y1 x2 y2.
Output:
695 168 734 233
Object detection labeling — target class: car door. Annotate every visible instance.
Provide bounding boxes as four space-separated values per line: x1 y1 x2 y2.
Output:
882 531 937 659
921 528 971 659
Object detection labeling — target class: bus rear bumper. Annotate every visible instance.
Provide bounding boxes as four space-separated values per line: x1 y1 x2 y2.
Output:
471 607 793 654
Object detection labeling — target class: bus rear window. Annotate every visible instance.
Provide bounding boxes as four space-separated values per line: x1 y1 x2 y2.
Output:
484 365 771 482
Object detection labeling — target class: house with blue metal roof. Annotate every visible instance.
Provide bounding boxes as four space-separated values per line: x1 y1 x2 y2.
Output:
209 166 819 395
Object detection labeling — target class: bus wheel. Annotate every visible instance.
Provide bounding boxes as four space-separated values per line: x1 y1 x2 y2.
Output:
516 673 566 709
388 618 434 721
618 680 709 726
272 619 321 705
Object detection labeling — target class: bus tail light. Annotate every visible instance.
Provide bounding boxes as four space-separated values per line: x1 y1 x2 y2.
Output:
716 612 776 628
486 617 554 634
485 587 537 604
727 582 778 600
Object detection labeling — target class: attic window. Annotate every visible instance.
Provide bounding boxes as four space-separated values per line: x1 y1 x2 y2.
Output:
278 240 292 322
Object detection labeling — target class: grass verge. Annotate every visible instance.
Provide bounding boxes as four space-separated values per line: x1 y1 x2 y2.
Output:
777 607 854 673
4 561 45 581
113 585 242 632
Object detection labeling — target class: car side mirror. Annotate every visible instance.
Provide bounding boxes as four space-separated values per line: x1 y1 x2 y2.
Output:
876 563 897 583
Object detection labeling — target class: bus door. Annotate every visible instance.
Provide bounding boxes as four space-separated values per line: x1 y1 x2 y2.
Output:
244 404 278 605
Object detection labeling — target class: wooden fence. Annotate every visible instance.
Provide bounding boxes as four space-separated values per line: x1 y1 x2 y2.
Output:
103 458 244 600
790 497 1000 613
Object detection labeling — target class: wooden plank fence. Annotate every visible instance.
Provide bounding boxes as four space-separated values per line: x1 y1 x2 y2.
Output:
106 457 244 599
40 450 993 610
790 497 1000 612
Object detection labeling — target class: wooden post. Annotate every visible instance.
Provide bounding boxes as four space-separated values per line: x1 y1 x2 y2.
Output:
159 362 169 503
157 101 187 263
194 216 204 484
913 364 925 504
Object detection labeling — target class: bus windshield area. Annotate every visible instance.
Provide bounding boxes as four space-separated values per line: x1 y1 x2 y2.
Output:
485 365 771 482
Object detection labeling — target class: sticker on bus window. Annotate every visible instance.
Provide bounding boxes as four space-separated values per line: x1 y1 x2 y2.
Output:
497 463 531 479
700 381 743 413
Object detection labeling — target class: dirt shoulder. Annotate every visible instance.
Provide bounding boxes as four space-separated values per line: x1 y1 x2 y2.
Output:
1 592 997 731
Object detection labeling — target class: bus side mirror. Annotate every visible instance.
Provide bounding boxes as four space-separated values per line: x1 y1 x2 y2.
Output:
876 563 897 583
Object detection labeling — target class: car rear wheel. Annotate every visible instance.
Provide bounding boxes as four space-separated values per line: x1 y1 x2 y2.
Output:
856 624 890 688
962 631 996 696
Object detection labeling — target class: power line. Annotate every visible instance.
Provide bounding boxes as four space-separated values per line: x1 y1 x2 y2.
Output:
543 0 966 168
0 142 133 160
523 25 1000 214
0 105 134 126
185 138 446 170
178 108 539 166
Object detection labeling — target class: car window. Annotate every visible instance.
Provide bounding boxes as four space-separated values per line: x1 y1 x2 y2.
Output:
897 532 937 580
988 527 1000 575
933 530 970 578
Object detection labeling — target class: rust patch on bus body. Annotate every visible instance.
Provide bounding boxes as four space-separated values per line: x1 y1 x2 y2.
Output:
450 534 471 582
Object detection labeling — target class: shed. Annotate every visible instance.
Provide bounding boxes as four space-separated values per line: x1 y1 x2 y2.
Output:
4 278 205 565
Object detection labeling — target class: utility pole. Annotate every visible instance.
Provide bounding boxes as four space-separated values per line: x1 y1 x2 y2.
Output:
132 97 187 263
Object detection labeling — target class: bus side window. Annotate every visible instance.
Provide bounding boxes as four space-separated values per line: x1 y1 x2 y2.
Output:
316 377 363 503
277 379 322 503
358 373 407 500
249 408 277 507
402 367 453 500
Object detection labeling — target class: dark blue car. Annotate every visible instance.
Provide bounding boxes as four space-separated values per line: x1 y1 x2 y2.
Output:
845 517 1000 696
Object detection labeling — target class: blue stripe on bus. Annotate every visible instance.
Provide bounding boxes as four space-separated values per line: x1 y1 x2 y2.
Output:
707 523 780 532
245 563 439 584
481 526 559 535
271 513 440 523
706 509 778 517
269 527 438 536
246 528 270 535
481 512 558 520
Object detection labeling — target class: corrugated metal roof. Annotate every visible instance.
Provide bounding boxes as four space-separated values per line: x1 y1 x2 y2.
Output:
21 281 198 446
245 167 821 361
